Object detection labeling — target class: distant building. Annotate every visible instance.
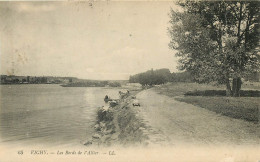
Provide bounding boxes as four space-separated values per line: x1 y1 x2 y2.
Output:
0 75 79 84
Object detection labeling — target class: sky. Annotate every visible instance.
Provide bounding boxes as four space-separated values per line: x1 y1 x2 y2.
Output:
0 1 179 80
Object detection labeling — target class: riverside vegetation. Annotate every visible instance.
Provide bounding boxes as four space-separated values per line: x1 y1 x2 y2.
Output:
84 88 149 147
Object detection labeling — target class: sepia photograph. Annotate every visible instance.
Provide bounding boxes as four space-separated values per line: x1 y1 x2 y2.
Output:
0 0 259 161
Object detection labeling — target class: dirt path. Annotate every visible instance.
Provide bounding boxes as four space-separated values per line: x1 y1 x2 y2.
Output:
136 88 260 146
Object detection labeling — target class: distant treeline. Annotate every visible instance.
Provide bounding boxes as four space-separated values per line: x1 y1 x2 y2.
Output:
129 69 194 86
61 80 121 87
0 75 76 84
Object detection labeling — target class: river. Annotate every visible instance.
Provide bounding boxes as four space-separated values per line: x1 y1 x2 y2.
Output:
0 84 122 147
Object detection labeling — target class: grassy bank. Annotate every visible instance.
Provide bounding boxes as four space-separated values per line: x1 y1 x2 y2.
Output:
154 82 259 123
85 88 148 147
117 102 148 146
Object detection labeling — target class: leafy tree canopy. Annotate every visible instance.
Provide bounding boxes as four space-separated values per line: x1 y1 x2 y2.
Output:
168 1 260 96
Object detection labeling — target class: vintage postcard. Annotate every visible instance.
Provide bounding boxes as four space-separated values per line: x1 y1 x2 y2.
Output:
0 1 259 161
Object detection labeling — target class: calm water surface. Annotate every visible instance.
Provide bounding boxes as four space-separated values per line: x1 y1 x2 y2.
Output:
0 84 121 146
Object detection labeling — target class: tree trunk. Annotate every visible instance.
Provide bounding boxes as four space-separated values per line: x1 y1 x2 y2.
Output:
232 77 242 97
225 79 232 97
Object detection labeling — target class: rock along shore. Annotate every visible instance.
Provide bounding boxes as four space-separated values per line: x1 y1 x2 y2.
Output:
83 88 149 147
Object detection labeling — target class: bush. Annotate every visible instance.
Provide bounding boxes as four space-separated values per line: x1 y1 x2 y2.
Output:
129 68 171 86
97 108 114 122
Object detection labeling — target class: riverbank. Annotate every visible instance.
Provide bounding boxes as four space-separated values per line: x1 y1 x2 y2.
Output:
84 88 149 147
84 82 259 147
136 88 260 146
154 82 260 123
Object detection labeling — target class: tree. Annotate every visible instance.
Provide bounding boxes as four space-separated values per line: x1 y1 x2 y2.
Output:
171 71 194 82
129 68 171 86
168 1 260 96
